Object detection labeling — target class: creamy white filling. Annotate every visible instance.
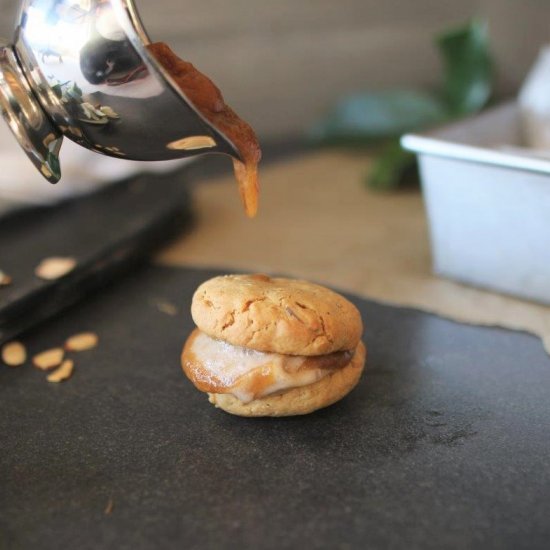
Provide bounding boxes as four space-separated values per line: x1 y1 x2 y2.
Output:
189 331 335 403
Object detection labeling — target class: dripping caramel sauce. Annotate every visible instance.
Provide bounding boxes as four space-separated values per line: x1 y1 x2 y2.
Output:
147 42 261 217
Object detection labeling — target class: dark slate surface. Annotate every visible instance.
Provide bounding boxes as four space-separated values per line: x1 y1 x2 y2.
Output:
0 171 192 346
1 265 550 550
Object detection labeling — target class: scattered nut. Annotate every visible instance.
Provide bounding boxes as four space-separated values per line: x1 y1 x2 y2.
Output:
33 348 65 371
0 270 12 287
155 300 178 316
65 332 99 352
35 257 77 281
104 498 115 515
1 341 27 367
47 359 74 383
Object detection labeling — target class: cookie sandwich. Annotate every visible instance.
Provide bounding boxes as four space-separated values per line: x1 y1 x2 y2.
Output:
181 274 366 417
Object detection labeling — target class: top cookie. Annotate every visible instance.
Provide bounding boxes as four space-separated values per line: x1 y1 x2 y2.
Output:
191 274 363 356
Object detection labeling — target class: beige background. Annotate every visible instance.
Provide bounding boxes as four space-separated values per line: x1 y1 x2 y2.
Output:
0 0 549 138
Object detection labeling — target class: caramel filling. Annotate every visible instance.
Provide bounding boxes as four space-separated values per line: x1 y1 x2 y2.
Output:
147 42 261 218
182 329 354 403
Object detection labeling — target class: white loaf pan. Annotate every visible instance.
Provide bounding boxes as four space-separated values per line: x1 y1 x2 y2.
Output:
402 102 550 305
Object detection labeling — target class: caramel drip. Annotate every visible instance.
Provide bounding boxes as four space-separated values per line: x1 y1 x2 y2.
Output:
148 42 261 217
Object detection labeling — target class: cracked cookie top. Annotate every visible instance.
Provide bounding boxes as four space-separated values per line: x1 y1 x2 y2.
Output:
190 274 363 356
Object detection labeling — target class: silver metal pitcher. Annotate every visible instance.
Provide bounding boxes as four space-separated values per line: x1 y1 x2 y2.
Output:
0 0 240 183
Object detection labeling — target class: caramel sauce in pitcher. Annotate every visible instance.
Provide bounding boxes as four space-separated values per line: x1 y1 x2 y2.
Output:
148 42 261 217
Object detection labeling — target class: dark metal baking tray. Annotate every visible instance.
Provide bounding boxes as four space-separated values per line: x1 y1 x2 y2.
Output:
0 170 192 346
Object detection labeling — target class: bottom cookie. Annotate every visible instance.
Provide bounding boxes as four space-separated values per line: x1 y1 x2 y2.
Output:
208 341 366 417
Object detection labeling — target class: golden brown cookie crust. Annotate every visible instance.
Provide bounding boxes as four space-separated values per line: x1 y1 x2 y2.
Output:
208 341 366 417
191 274 363 356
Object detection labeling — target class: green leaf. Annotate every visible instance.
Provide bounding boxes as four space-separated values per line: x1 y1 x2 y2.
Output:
71 83 83 97
367 140 417 191
437 19 493 116
51 84 62 99
309 90 447 146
